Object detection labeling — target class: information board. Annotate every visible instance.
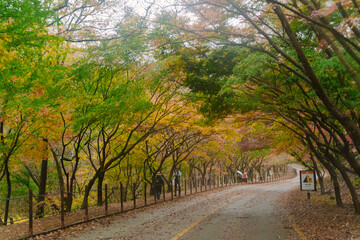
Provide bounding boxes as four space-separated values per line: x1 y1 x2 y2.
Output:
300 170 317 191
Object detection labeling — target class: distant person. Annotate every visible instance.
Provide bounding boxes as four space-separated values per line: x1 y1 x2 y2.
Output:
154 172 164 199
173 168 181 196
237 170 243 182
244 172 248 183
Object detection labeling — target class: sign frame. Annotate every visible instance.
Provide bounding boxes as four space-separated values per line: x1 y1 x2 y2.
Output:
299 170 317 191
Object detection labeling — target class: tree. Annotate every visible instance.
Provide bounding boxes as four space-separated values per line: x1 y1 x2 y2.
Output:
180 0 360 156
161 0 360 213
0 0 69 223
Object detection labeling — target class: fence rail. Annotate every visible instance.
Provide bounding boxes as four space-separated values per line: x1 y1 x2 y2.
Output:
0 168 297 240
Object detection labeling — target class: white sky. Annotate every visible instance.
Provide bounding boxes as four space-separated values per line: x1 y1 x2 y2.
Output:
60 0 179 41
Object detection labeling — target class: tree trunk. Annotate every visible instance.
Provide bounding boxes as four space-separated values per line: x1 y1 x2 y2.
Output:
51 149 66 209
81 176 97 209
97 173 104 206
311 156 325 195
66 175 76 212
4 166 11 225
66 156 81 212
36 159 48 217
329 168 343 207
306 139 343 207
327 153 360 214
317 173 325 195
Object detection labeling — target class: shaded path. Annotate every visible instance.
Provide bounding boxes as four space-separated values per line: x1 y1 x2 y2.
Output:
67 176 300 240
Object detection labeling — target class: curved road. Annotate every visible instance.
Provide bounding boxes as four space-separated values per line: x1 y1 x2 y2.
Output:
68 175 300 240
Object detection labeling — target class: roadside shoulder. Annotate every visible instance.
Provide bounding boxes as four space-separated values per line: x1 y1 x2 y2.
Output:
281 188 360 240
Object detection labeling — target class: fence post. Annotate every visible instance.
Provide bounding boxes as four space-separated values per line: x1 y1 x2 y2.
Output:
60 190 65 228
163 183 166 201
195 178 197 193
29 189 33 236
85 185 89 221
184 179 187 196
133 183 136 209
171 182 174 200
120 183 124 212
190 179 193 195
105 184 108 216
144 182 147 206
154 183 157 203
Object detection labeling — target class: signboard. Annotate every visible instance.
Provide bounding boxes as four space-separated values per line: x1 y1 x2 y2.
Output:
300 170 316 191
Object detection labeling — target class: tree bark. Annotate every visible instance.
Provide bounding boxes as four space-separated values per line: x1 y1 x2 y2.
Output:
97 173 105 206
36 159 48 217
36 139 49 217
4 165 11 225
327 153 360 214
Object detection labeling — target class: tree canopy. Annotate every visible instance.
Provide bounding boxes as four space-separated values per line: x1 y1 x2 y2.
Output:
1 0 360 226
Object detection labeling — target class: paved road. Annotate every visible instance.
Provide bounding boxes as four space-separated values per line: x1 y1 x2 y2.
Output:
68 174 300 240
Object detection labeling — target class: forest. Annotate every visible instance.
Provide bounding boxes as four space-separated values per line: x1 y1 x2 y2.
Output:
1 0 360 228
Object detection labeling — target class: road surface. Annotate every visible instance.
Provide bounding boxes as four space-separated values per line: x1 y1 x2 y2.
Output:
67 175 300 240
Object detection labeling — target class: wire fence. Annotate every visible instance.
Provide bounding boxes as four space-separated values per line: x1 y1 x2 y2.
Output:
0 167 297 240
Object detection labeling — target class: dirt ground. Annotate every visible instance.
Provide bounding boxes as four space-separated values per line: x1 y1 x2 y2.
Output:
281 183 360 240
